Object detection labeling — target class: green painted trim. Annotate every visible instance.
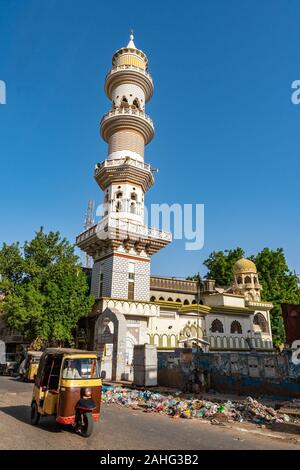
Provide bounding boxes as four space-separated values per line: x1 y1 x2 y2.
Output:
179 304 211 314
99 297 157 306
154 300 182 308
211 306 254 316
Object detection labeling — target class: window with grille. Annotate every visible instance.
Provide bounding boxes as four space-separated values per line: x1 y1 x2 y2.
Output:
128 262 135 300
99 265 104 297
211 319 224 333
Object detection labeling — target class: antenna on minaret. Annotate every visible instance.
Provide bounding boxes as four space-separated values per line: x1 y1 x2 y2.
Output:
85 199 95 230
127 29 136 48
82 200 95 269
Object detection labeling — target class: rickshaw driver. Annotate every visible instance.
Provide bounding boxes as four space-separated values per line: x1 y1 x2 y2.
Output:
62 359 81 379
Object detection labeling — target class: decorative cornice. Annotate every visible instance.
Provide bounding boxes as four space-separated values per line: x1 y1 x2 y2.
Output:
94 158 154 192
100 108 154 145
149 300 254 317
247 301 273 310
92 297 159 318
105 65 153 101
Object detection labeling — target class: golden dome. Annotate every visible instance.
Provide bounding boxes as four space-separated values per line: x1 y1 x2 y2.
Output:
233 258 257 274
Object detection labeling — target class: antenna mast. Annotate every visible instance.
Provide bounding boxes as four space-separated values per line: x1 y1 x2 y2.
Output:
82 200 95 268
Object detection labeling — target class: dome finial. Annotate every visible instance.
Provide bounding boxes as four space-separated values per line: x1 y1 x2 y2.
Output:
127 29 136 49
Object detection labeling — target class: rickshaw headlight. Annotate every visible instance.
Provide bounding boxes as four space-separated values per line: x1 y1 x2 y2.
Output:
82 387 92 398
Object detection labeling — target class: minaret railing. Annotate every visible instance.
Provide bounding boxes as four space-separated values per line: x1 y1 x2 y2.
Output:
95 157 152 175
76 218 172 244
101 107 154 127
105 64 153 84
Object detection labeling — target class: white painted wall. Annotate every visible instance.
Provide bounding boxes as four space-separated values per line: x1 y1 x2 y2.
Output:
112 83 145 110
103 183 145 225
203 293 245 308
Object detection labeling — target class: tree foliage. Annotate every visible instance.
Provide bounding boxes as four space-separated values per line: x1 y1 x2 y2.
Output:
203 247 245 286
251 248 299 345
0 228 94 346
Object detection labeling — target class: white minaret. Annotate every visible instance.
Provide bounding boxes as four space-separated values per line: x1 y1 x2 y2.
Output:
77 33 171 302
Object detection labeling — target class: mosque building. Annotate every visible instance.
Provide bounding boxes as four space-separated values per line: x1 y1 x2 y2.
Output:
76 34 273 381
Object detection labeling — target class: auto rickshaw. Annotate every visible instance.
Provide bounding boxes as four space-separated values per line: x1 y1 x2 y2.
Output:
0 353 21 376
30 348 102 437
20 351 43 382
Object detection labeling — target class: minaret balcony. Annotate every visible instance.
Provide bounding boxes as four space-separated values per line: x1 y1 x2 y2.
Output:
94 156 154 192
77 218 172 244
100 108 154 145
96 156 151 172
76 218 172 257
105 65 154 101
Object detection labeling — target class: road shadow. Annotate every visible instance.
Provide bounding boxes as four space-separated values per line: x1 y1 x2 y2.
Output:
266 421 300 436
8 376 26 383
0 405 69 434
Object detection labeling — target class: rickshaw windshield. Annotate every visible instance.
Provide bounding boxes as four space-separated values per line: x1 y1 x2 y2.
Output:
61 357 99 380
30 356 41 364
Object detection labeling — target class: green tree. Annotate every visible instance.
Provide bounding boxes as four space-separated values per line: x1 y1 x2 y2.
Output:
251 248 300 346
203 247 245 286
0 228 94 346
0 242 24 290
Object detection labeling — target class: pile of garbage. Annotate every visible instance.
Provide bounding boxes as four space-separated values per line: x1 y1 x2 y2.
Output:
101 386 292 425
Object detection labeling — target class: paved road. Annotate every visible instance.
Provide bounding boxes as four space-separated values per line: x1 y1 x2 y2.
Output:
0 376 299 450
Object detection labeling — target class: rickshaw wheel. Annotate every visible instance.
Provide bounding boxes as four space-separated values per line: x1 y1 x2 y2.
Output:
79 412 93 438
30 401 40 425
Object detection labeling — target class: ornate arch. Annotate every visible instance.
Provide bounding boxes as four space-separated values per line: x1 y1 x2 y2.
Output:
211 319 224 333
230 320 242 334
253 313 268 333
94 307 127 381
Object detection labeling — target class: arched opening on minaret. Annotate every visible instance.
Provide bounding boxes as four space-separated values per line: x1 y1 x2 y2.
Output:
130 192 137 201
120 96 129 108
132 98 141 110
130 202 136 214
116 201 122 212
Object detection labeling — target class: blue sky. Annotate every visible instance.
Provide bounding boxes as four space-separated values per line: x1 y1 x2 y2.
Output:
0 0 300 278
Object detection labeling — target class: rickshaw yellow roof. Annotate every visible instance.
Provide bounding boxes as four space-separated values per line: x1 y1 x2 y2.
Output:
44 348 98 358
